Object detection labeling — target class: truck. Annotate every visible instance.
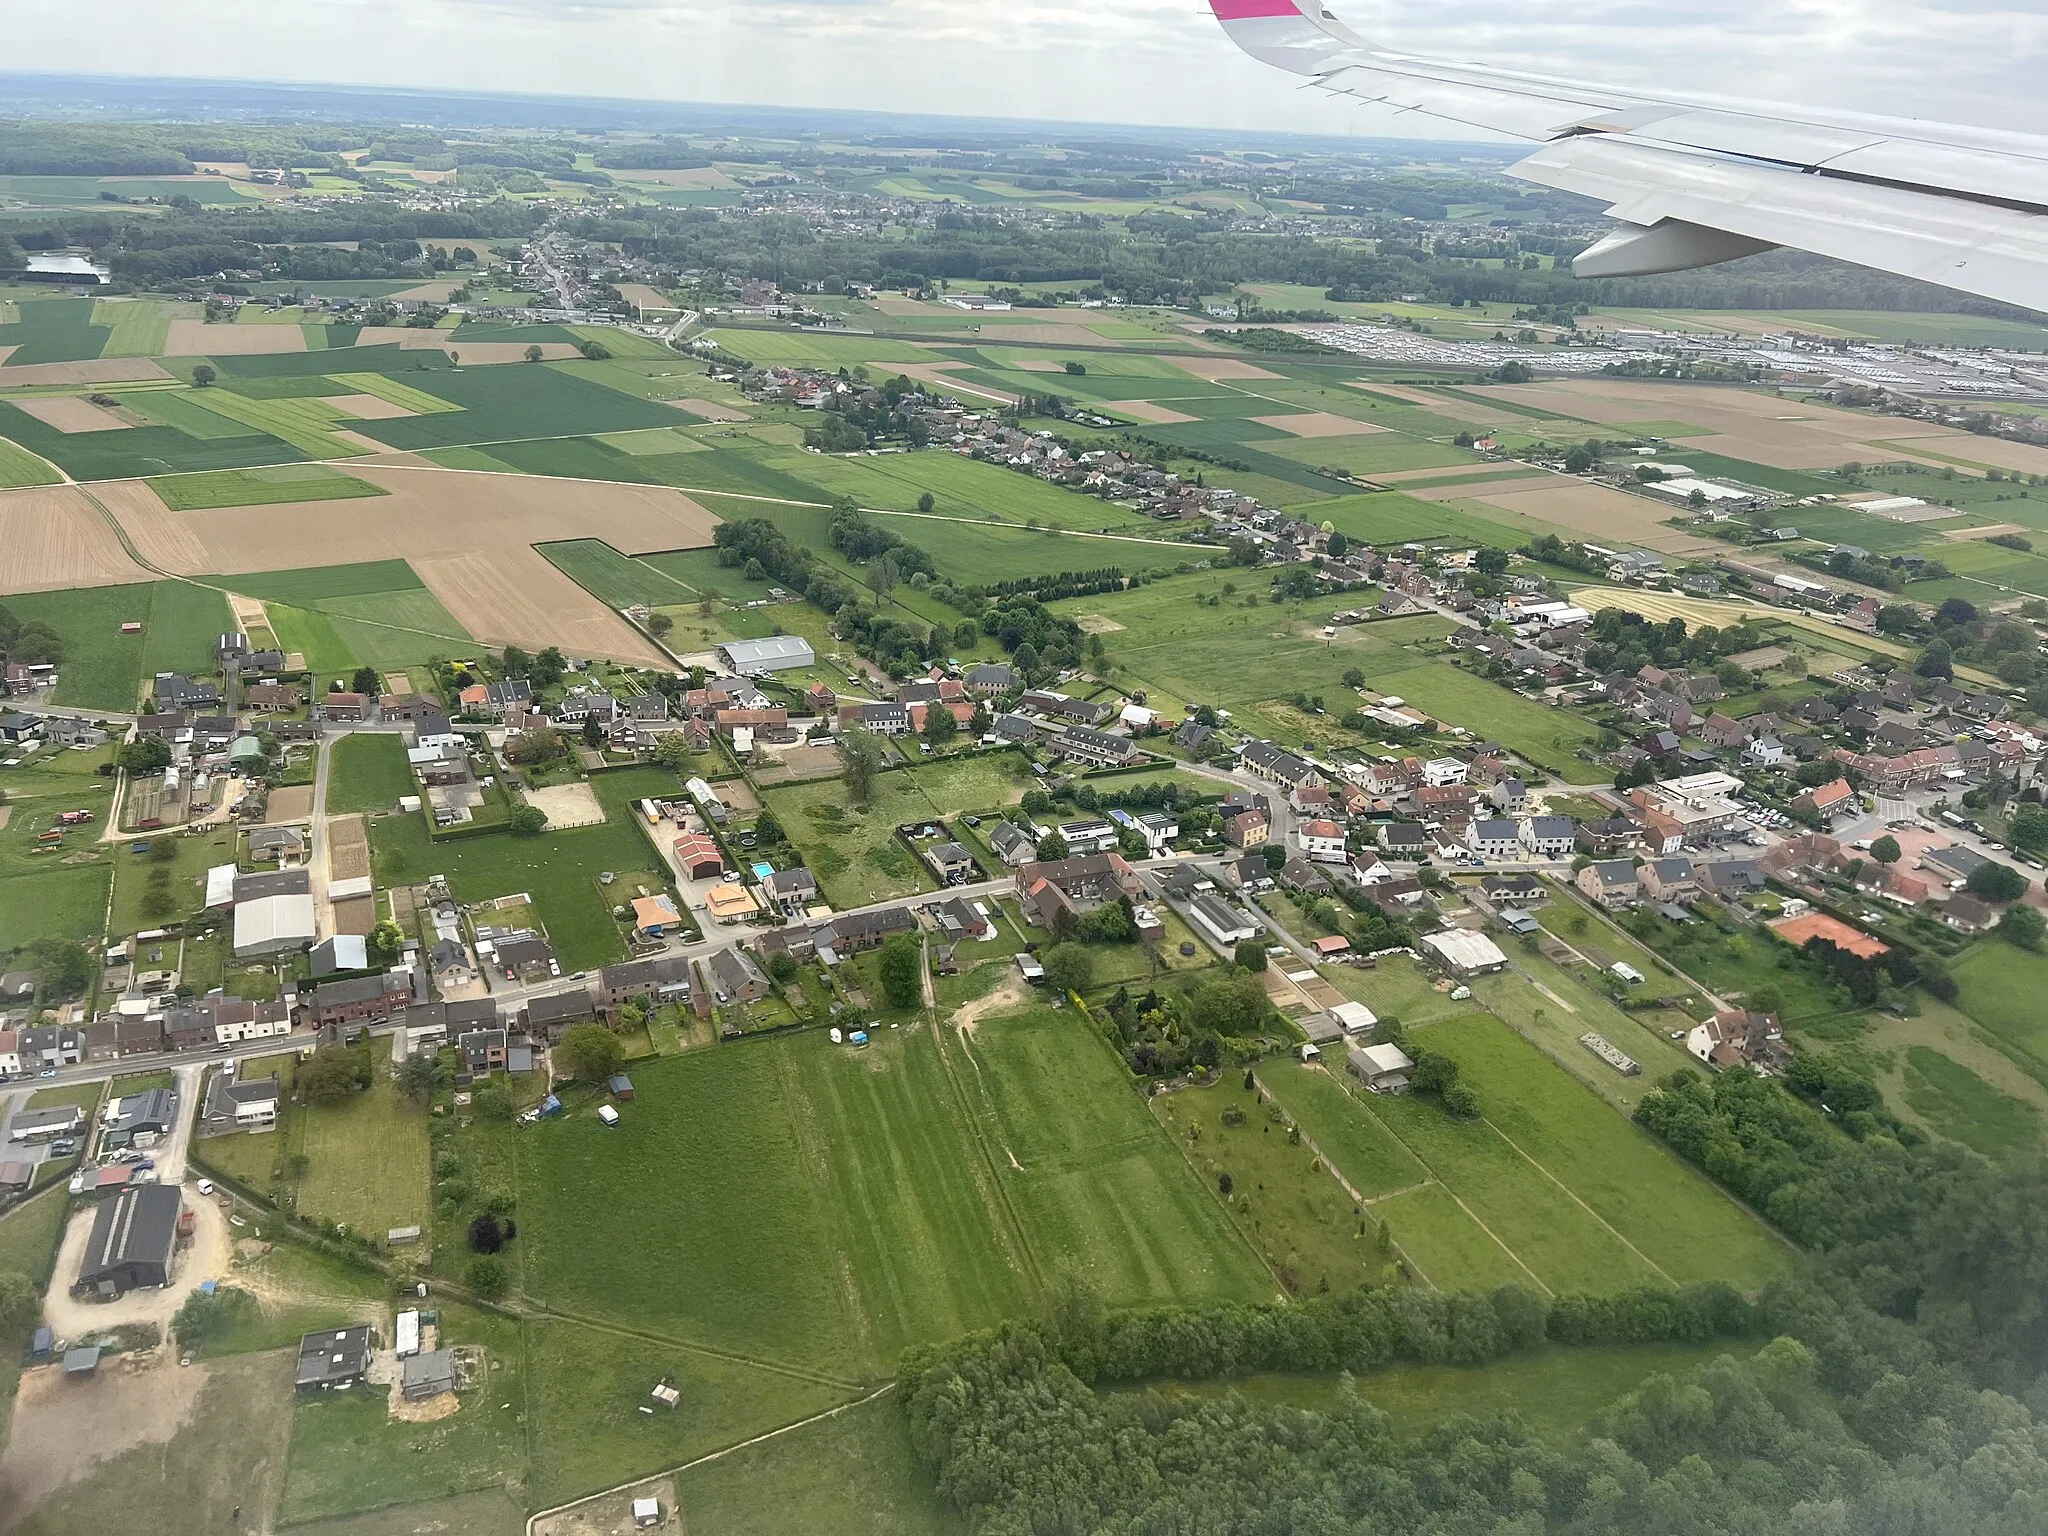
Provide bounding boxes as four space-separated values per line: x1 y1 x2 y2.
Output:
57 810 94 826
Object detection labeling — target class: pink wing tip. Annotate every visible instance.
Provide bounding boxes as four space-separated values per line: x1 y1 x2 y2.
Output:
1211 0 1307 19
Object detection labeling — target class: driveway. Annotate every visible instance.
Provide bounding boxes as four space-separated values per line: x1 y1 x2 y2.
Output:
43 1193 229 1337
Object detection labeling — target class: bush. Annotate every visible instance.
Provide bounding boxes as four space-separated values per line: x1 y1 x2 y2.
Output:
469 1212 504 1253
466 1254 509 1298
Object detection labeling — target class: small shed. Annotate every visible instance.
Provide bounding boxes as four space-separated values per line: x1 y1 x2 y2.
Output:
62 1346 100 1377
28 1326 53 1362
537 1095 563 1119
633 1497 662 1528
608 1074 635 1101
597 1104 620 1127
388 1225 422 1247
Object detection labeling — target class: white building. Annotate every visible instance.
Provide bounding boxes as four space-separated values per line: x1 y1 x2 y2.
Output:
1295 818 1349 864
1420 929 1509 976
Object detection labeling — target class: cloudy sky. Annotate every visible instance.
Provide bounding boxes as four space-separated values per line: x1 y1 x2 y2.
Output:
8 0 2047 140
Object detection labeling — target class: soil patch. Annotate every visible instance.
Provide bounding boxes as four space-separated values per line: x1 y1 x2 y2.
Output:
1010 358 1066 372
615 283 680 312
11 395 133 433
386 280 462 304
0 1351 210 1517
1944 522 2031 540
1172 355 1283 382
164 320 306 356
671 398 749 423
1075 613 1127 634
264 784 314 823
974 322 1117 347
888 361 1018 405
534 1474 680 1536
1115 400 1198 425
320 392 416 420
953 971 1028 1036
0 358 170 387
611 165 736 189
1472 480 1722 553
1251 411 1386 438
0 484 156 595
522 781 607 829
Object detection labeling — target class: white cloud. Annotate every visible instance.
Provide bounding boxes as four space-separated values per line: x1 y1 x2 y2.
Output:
4 0 2043 141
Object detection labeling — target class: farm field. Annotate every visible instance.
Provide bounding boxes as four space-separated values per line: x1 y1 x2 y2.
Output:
761 756 1033 909
109 826 237 937
0 578 231 709
326 732 414 815
1953 944 2048 1094
287 1057 431 1238
221 558 474 674
149 463 389 511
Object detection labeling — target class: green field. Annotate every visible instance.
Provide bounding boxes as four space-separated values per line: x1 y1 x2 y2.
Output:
761 757 1032 909
94 297 174 357
538 539 698 609
288 1056 431 1236
0 857 111 949
1369 659 1608 781
369 774 671 970
0 297 110 364
149 462 388 511
0 433 60 488
1954 944 2048 1093
343 364 684 450
0 579 231 710
326 732 414 815
109 825 237 937
0 1186 72 1288
223 560 472 674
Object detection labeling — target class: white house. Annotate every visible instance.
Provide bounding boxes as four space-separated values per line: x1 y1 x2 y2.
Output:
1422 757 1468 787
1519 816 1576 859
1467 818 1521 861
1294 818 1349 865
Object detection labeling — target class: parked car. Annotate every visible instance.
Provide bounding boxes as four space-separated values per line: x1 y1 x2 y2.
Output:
48 1139 75 1156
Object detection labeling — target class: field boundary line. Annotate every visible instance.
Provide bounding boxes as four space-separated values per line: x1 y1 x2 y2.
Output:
928 1016 1046 1290
1251 1071 1436 1291
522 1302 866 1392
522 1381 896 1536
1478 1116 1674 1285
1313 1069 1554 1297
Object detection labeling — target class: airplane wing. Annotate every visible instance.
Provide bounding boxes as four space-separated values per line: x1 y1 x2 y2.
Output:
1210 0 2048 313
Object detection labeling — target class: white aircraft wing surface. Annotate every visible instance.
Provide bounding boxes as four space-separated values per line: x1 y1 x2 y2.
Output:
1211 0 2048 312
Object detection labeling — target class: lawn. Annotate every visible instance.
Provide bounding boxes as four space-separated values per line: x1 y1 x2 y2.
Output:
1417 1013 1790 1288
148 462 389 511
1367 660 1608 782
326 732 414 816
538 539 698 609
0 1185 72 1287
672 1388 961 1536
761 756 1033 909
288 1055 431 1238
948 1008 1274 1310
1152 1074 1396 1297
278 1302 526 1523
109 825 238 938
522 1316 851 1505
1 579 231 710
0 858 111 948
0 397 303 481
370 804 668 972
1901 1044 2044 1160
1954 943 2048 1093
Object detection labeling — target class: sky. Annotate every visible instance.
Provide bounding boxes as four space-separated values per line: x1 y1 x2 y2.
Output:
6 0 2048 140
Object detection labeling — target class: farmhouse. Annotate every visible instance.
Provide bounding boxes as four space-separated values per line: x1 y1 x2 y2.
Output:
297 1326 375 1392
74 1184 181 1297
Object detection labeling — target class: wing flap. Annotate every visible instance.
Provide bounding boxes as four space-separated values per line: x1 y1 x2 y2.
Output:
1510 135 2048 311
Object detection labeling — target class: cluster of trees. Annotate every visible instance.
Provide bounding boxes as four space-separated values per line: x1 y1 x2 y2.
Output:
1099 970 1276 1077
1579 605 1772 680
0 604 63 669
827 501 937 582
1909 595 2048 701
1379 1019 1478 1118
972 567 1126 603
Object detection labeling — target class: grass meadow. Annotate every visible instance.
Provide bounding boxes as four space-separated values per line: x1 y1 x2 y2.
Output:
149 462 388 511
326 732 414 815
762 756 1033 909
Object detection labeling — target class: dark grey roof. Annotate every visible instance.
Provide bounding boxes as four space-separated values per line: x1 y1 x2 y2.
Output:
78 1185 181 1288
296 1325 375 1389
